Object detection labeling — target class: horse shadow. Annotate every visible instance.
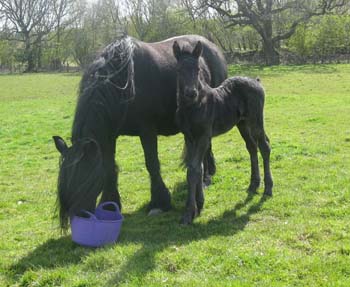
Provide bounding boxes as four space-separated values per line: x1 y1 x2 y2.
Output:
106 181 269 286
7 235 100 279
7 181 269 285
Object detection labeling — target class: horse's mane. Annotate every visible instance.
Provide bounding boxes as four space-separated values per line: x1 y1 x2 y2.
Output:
56 35 136 230
72 35 135 141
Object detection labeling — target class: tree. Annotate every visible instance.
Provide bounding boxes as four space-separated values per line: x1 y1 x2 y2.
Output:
199 0 349 65
51 0 79 69
0 0 58 71
126 0 182 41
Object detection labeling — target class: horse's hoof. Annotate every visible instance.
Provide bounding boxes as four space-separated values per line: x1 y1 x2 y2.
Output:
148 208 163 216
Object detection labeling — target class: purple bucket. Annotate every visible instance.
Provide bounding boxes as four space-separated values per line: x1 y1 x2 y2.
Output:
70 202 123 247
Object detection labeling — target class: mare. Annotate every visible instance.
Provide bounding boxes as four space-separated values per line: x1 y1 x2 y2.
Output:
53 35 227 229
173 41 273 224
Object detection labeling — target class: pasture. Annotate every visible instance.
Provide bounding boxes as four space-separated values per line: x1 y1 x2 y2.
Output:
0 64 350 286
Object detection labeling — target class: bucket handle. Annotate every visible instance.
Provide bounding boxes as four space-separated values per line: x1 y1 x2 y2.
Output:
97 201 121 214
77 210 97 220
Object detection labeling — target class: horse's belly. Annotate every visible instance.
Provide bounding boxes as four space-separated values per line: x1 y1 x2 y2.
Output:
118 109 179 136
156 121 179 135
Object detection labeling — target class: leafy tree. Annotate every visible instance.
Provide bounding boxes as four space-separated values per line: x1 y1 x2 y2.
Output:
0 0 57 71
198 0 349 65
0 39 15 70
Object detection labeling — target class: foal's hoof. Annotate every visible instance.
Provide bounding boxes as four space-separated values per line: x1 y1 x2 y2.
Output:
180 210 198 225
247 186 259 194
247 182 260 194
180 215 193 225
203 175 212 188
263 188 273 197
148 208 163 216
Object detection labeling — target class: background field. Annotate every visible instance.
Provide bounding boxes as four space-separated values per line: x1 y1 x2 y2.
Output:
0 65 350 286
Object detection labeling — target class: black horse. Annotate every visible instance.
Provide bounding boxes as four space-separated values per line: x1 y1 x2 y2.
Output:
53 35 227 229
173 41 273 224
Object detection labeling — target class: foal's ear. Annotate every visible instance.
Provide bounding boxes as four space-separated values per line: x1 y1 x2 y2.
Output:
173 41 181 60
53 136 68 155
192 41 203 58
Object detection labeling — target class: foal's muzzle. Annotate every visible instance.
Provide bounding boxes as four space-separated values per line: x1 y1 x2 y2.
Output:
184 88 198 99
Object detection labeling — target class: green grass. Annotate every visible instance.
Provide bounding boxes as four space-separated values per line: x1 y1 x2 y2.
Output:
1 65 350 286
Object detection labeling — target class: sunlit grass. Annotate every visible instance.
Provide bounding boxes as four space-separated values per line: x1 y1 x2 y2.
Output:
1 65 350 286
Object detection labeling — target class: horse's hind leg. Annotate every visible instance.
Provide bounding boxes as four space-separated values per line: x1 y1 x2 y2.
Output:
100 138 122 209
140 132 172 214
237 122 261 193
257 132 273 196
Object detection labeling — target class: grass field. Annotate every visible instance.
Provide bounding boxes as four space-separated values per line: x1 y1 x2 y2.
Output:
0 64 350 287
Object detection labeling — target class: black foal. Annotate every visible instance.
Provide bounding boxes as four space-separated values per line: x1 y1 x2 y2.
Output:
173 41 273 224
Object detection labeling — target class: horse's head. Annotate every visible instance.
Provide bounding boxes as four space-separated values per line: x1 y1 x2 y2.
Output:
173 40 203 104
53 136 104 230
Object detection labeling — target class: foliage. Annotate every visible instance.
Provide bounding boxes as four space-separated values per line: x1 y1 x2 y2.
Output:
0 0 350 69
1 65 350 286
0 40 15 70
287 15 350 63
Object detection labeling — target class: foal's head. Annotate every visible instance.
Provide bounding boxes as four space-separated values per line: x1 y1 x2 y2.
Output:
173 40 203 103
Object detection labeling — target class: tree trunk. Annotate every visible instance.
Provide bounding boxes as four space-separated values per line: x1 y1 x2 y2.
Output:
260 15 280 66
55 19 62 70
37 41 42 70
24 34 35 72
262 39 280 65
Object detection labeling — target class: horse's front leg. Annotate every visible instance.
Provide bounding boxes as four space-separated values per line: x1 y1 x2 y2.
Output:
100 138 122 209
140 132 172 214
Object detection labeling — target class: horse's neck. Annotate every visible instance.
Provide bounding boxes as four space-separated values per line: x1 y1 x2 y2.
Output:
72 103 114 150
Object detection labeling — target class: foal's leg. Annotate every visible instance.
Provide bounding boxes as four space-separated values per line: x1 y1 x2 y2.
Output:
182 163 201 224
203 143 215 187
181 136 209 224
140 132 172 214
196 163 205 214
257 132 273 196
237 122 261 193
100 138 122 209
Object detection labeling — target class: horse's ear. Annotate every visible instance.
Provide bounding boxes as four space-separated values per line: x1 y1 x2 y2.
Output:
173 41 181 60
53 136 68 155
192 41 203 58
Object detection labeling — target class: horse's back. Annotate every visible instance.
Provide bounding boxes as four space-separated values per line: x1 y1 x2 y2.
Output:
119 35 227 136
136 35 227 85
